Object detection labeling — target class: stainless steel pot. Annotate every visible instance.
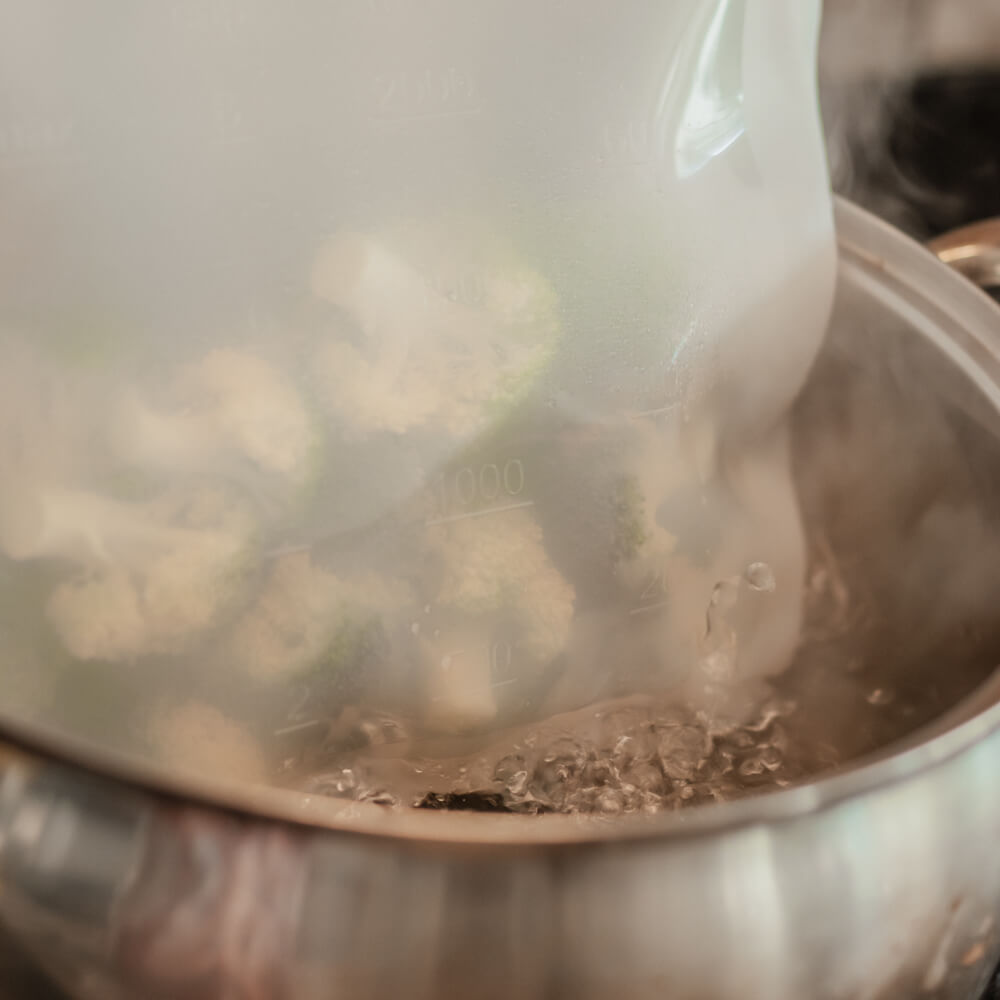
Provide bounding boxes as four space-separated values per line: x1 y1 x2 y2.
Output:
930 219 1000 292
4 197 1000 1000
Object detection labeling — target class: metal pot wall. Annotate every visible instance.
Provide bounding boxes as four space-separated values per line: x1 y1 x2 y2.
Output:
3 198 1000 1000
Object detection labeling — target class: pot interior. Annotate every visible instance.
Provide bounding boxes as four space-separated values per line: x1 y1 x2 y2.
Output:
2 208 1000 823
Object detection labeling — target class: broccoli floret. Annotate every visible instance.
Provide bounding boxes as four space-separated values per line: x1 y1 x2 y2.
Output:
419 506 575 731
308 223 562 439
43 488 260 663
109 348 324 505
612 475 651 564
148 700 268 785
428 507 575 662
219 550 412 683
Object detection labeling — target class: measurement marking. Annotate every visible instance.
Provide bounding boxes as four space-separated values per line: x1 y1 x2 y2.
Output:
630 405 680 419
425 500 534 527
371 108 482 124
491 677 519 689
629 600 670 616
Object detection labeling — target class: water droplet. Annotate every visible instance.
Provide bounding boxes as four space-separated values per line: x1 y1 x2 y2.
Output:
620 760 664 795
410 622 420 635
867 688 895 706
744 561 776 593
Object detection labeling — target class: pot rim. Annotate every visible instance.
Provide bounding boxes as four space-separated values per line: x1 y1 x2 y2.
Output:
3 196 1000 849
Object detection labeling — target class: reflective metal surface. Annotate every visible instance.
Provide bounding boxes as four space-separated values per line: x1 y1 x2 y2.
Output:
931 218 1000 290
2 199 1000 999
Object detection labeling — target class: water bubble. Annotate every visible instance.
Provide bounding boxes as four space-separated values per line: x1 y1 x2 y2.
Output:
494 753 527 783
639 791 662 815
583 757 617 787
358 789 398 807
532 738 590 802
746 697 797 732
744 561 776 593
738 745 784 776
611 734 638 768
302 768 357 797
296 680 818 816
620 760 665 795
738 755 767 778
712 749 735 776
594 789 625 816
507 770 529 797
657 726 709 782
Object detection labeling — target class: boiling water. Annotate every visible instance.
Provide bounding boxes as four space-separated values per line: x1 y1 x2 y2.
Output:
291 694 806 816
280 540 936 816
0 0 842 794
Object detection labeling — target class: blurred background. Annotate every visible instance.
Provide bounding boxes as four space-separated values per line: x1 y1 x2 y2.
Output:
820 0 1000 240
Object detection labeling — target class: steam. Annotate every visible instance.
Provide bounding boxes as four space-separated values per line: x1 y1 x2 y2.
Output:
818 0 999 237
818 0 924 234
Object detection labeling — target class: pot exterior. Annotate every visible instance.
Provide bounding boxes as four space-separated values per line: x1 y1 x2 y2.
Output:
1 730 999 1000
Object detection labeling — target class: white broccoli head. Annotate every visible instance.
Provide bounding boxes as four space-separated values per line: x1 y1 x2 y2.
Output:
221 550 412 683
110 348 321 499
44 488 258 663
148 701 268 785
309 224 561 438
419 506 575 731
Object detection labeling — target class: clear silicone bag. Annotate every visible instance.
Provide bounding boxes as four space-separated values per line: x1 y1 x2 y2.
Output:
0 0 835 781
